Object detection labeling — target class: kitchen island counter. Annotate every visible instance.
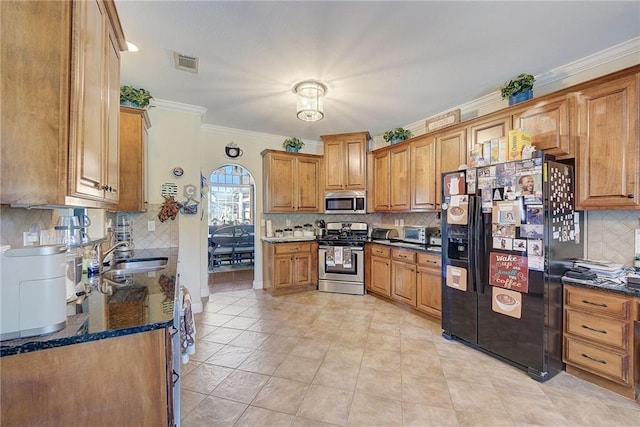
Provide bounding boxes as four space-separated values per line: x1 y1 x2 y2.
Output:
0 247 179 357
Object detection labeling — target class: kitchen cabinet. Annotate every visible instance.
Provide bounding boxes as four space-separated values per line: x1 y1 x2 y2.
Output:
575 73 640 209
467 115 512 151
0 0 126 207
391 248 417 306
322 131 370 191
563 285 638 400
512 95 575 159
369 244 391 297
372 144 411 211
434 127 467 208
262 241 318 295
1 329 170 425
262 150 322 213
114 106 151 211
411 135 437 210
416 252 442 319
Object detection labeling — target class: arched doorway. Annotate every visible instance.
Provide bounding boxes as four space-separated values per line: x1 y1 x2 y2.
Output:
207 164 255 293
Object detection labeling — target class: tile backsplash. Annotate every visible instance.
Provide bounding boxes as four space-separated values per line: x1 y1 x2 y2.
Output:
2 205 639 266
110 204 179 249
585 210 640 265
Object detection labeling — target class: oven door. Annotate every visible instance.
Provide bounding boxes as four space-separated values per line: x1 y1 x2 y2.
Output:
318 246 364 283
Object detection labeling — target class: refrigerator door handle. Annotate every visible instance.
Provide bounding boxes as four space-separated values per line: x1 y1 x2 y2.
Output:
473 196 485 294
467 196 475 292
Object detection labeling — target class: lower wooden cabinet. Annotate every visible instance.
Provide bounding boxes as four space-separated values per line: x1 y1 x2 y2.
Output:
366 244 442 319
416 252 442 319
0 329 171 425
263 241 318 295
563 285 639 400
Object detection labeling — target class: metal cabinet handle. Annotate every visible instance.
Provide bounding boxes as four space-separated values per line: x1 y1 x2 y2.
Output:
581 324 607 334
627 194 634 199
581 299 607 308
581 353 607 364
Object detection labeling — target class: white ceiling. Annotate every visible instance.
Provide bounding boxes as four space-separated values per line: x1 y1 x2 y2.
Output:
116 1 640 141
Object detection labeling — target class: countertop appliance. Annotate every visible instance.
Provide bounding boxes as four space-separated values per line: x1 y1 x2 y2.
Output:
401 226 441 244
324 190 366 214
1 245 68 340
441 157 583 382
318 222 368 295
371 228 399 241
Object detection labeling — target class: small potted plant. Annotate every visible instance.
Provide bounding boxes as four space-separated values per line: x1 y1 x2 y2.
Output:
383 127 413 144
120 85 153 108
283 137 304 152
500 73 535 106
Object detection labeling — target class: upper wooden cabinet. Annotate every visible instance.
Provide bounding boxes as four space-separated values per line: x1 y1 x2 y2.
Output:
321 131 370 191
372 144 410 211
575 73 639 209
0 0 126 207
113 107 151 212
410 135 437 211
512 95 575 159
435 127 467 208
467 115 512 155
262 150 322 213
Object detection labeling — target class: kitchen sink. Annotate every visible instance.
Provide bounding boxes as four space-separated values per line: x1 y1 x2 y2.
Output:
103 256 168 274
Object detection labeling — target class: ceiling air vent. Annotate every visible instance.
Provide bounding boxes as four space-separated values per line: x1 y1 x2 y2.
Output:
173 52 199 73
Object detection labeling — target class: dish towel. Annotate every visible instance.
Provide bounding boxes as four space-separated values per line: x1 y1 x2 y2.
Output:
326 246 335 266
180 286 196 364
334 247 343 265
343 247 352 268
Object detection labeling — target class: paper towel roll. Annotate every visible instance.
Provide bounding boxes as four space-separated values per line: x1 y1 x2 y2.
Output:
266 220 273 237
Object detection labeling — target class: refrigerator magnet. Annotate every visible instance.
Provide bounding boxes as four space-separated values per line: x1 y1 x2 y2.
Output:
446 265 467 291
492 287 522 319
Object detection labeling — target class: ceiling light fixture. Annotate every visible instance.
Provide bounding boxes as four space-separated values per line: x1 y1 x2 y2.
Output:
126 41 139 52
294 80 327 122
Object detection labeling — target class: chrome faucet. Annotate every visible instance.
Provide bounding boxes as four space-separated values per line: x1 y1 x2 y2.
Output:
93 240 133 271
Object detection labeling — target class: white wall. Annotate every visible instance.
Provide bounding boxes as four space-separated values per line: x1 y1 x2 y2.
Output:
147 106 205 312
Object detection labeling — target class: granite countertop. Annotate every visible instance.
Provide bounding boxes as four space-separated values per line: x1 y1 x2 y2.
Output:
261 236 317 243
1 247 179 357
369 239 443 254
561 275 640 298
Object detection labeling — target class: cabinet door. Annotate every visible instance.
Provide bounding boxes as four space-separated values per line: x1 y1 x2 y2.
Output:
435 127 467 207
391 260 416 306
411 136 436 211
468 115 512 150
264 153 295 212
273 255 294 290
576 74 639 209
417 265 441 319
364 244 372 291
293 252 314 287
116 107 148 211
69 0 108 200
344 138 367 190
512 95 574 159
373 150 390 211
103 26 120 203
370 255 391 297
389 145 411 211
296 156 321 211
324 140 345 190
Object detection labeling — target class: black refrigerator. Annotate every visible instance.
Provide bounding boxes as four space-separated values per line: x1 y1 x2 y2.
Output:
441 156 583 381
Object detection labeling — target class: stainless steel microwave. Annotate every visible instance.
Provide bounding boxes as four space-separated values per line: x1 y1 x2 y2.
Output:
324 191 366 214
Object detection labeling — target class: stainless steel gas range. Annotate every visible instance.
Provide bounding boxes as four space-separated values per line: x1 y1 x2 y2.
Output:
317 222 368 295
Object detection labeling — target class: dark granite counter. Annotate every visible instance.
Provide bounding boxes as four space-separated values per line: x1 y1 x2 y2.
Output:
1 247 179 357
562 275 640 298
368 239 443 254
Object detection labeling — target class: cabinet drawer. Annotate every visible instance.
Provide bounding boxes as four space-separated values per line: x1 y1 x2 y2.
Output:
565 286 630 319
274 242 312 255
417 253 441 268
565 309 629 350
564 336 629 385
392 248 416 263
370 245 390 257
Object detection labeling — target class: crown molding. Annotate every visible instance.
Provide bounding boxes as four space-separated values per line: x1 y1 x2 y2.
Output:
150 99 207 116
402 36 640 136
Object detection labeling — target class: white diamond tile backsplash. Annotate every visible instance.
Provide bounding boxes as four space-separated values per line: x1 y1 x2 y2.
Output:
585 210 640 265
108 204 179 249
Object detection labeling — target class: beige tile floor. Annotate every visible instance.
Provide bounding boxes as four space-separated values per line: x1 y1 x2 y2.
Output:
180 289 639 426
